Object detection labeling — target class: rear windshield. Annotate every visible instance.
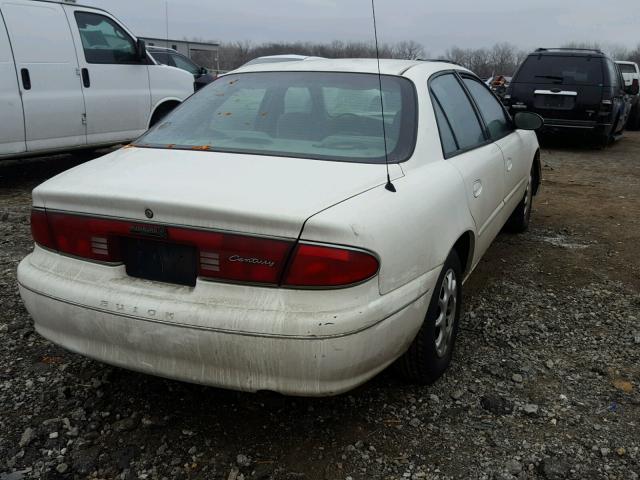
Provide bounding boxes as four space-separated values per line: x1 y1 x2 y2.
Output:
618 63 637 74
135 72 417 164
515 55 603 86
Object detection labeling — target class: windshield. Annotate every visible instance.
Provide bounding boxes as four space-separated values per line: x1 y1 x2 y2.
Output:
515 55 603 85
135 72 417 163
171 53 201 75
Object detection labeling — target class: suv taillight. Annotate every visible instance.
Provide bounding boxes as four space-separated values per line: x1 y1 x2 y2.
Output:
30 209 379 288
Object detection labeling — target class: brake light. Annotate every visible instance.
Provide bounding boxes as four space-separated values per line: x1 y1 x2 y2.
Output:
30 210 379 288
283 243 379 287
30 209 55 250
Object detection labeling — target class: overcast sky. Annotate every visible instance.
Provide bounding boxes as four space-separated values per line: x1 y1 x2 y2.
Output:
82 0 639 55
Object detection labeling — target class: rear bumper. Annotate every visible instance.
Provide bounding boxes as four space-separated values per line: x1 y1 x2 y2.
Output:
17 246 436 396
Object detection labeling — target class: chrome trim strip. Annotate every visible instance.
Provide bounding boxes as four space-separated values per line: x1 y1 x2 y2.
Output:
534 90 578 96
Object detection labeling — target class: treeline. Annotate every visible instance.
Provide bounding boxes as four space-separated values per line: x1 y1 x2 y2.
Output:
216 40 425 71
210 40 640 76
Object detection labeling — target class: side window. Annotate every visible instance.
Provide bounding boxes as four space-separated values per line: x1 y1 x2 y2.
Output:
462 76 513 140
432 98 458 156
74 11 138 64
430 73 485 153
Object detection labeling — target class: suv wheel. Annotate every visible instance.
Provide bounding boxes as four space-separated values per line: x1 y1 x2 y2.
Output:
397 250 462 384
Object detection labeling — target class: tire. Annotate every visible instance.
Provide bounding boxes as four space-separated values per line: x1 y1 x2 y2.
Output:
505 171 533 233
397 250 462 384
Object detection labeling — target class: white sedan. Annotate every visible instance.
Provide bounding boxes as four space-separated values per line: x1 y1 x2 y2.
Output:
18 59 542 396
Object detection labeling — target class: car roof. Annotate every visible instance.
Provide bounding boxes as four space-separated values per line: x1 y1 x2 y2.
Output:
615 60 638 65
232 58 465 77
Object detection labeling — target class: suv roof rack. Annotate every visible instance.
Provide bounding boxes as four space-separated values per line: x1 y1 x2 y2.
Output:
535 47 604 54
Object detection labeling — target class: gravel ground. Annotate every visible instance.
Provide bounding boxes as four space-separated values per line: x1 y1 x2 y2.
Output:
1 134 639 480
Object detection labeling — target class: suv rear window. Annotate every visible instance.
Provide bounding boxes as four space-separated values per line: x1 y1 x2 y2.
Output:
135 72 417 164
515 55 603 86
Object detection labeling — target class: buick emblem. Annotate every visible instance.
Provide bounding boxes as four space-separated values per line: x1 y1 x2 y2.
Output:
144 208 154 219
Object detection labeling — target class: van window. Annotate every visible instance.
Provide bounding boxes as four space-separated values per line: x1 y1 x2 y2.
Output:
74 12 138 64
618 63 637 74
515 55 603 86
430 74 486 153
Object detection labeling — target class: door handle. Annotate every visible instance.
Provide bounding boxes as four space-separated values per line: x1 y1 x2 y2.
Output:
473 180 483 198
21 68 31 90
81 68 90 88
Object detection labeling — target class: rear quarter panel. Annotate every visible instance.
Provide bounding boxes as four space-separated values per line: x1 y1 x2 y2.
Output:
301 160 474 296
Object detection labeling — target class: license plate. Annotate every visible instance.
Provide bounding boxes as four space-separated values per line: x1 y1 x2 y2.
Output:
123 238 197 287
535 95 574 110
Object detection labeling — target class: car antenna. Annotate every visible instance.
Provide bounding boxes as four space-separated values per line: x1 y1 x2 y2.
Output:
371 0 396 192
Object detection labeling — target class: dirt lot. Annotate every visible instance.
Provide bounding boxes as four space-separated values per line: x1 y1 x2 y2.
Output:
1 134 639 480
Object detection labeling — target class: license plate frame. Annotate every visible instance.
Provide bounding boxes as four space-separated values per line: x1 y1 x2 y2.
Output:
122 238 198 287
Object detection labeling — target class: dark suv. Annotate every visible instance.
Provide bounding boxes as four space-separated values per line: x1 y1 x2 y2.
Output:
504 48 639 145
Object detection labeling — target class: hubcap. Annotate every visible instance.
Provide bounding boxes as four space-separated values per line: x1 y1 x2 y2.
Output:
434 268 457 358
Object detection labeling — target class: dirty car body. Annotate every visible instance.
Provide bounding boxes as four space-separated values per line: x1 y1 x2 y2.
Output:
18 59 540 396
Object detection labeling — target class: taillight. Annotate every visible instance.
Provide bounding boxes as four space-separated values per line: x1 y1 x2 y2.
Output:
30 209 55 250
283 243 379 287
30 209 379 288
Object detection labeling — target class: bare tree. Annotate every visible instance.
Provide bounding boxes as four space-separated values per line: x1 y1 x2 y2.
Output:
393 40 425 60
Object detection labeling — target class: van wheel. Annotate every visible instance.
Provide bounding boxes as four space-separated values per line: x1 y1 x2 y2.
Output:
397 250 462 384
149 102 179 128
505 171 533 233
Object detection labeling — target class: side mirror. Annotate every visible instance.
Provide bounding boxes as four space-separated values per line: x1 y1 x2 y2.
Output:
200 66 209 75
135 39 147 62
625 78 639 96
514 111 544 131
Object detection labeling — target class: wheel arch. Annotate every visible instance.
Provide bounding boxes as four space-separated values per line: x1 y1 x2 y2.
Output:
532 149 541 195
451 230 475 278
148 98 182 128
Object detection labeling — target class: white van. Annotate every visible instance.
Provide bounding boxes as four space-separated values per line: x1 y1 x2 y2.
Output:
616 60 640 130
0 0 194 159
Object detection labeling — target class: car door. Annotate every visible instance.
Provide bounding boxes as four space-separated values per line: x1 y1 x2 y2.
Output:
430 72 505 257
0 8 26 156
63 6 151 144
1 0 86 152
459 74 530 213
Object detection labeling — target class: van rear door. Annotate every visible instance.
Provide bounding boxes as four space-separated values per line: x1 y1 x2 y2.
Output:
0 8 25 156
0 0 86 152
63 5 151 144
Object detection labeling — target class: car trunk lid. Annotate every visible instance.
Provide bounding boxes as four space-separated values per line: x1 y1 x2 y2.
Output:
34 146 403 239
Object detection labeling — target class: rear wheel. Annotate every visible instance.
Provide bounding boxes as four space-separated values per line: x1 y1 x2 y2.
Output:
397 250 462 384
505 171 533 233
